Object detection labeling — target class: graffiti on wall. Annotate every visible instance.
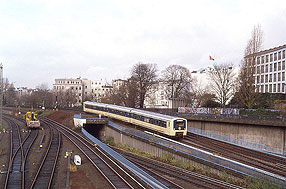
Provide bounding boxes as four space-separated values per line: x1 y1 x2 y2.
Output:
178 107 240 115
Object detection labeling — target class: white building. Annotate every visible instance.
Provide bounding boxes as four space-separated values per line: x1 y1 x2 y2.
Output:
112 79 128 89
53 77 113 106
246 44 286 93
144 81 169 108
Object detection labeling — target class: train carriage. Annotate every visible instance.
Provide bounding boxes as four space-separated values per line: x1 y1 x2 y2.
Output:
25 112 40 128
83 101 187 138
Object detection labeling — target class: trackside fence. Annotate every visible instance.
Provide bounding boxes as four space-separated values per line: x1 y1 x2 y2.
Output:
188 127 286 156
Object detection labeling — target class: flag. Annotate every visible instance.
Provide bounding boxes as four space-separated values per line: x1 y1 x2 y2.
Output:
209 56 214 61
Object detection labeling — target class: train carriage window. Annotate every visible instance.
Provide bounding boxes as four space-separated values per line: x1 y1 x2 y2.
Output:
154 119 158 125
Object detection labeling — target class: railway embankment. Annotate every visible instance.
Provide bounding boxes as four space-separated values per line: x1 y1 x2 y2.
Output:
85 121 285 186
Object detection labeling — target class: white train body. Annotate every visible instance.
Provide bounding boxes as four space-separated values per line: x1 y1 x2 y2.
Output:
83 101 187 138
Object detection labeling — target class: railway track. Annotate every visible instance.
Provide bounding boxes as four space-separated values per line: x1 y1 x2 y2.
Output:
4 117 24 189
184 133 286 177
42 118 147 189
112 146 244 189
3 116 40 189
22 129 38 188
30 125 61 189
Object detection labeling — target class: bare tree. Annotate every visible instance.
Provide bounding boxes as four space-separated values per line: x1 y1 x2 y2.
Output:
35 83 50 108
131 63 158 108
64 88 77 107
162 65 193 99
237 24 264 108
191 78 212 107
208 64 236 107
101 84 128 106
4 83 17 106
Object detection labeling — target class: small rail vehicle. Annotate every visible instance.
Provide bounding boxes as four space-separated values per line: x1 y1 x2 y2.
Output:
83 101 187 138
25 112 40 128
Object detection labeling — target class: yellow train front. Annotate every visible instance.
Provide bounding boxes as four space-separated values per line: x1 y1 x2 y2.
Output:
25 112 40 128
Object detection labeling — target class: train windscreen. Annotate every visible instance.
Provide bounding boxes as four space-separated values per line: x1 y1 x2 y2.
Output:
174 120 186 130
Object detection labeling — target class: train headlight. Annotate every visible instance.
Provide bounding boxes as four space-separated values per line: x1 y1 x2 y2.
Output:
178 127 181 130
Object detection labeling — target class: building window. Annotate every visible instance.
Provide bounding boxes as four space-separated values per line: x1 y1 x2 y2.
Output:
283 50 285 59
257 57 260 64
278 62 281 71
269 74 272 82
282 83 285 92
269 84 272 92
283 72 285 81
62 86 64 89
270 64 273 72
79 93 81 96
261 85 264 93
274 73 277 82
265 65 268 73
278 51 281 60
266 55 269 63
85 86 87 89
256 66 260 74
265 75 268 83
256 76 260 84
261 65 264 73
261 56 264 63
278 83 281 92
274 53 277 61
261 75 264 83
76 87 78 90
283 61 285 70
270 54 273 62
273 84 276 92
79 87 81 90
265 85 268 92
274 63 277 71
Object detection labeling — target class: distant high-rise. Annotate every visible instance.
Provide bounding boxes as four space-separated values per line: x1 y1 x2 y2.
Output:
245 44 286 93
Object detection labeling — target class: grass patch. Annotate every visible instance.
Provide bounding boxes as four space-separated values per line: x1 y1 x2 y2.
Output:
245 177 284 189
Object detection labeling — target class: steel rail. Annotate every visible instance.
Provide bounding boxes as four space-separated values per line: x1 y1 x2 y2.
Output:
123 151 244 189
29 125 61 189
185 134 286 177
43 118 142 189
21 129 38 189
3 117 24 189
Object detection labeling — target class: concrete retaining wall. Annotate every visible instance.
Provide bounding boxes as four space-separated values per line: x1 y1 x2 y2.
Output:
188 120 286 154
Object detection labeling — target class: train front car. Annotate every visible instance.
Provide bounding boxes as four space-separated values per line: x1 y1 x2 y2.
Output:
171 118 187 139
25 112 40 128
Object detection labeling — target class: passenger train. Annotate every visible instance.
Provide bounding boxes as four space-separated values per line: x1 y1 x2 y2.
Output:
83 101 187 138
25 112 40 128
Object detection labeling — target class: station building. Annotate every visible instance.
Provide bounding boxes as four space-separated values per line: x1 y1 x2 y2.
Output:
245 44 286 93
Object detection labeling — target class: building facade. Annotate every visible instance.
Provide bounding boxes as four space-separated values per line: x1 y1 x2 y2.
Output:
246 44 286 93
53 77 113 106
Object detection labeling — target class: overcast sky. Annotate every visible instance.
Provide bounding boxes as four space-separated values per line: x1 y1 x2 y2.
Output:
1 0 286 88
